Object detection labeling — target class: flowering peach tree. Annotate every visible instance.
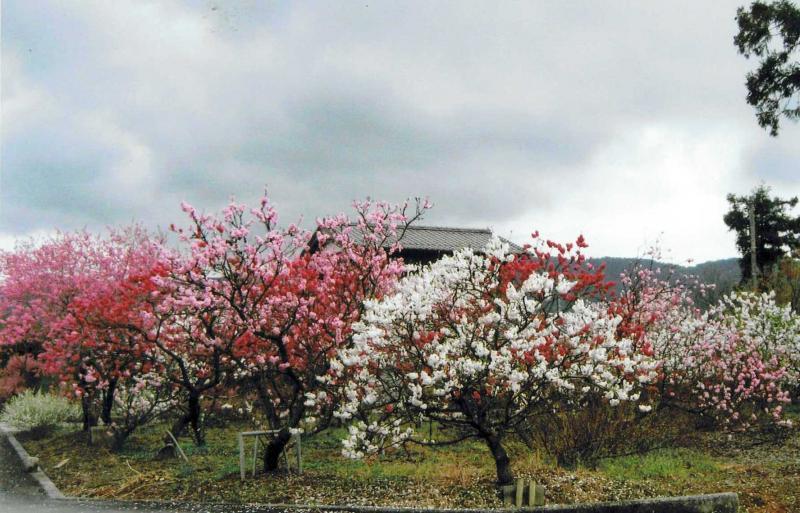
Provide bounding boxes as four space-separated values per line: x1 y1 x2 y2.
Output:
0 234 91 366
148 193 427 468
720 291 800 390
612 262 797 428
0 228 174 447
696 291 799 421
333 235 657 485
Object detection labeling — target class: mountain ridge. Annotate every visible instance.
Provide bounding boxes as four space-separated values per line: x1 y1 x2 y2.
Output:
586 257 741 304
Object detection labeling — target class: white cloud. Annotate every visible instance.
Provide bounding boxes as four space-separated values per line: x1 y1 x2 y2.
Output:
498 123 750 262
2 0 799 262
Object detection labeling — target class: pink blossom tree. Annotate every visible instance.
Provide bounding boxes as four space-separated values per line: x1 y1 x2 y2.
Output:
611 261 795 428
147 193 427 468
0 228 172 446
0 233 107 431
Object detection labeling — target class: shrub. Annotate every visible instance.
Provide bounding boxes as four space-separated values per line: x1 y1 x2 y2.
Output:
525 396 696 468
0 390 81 437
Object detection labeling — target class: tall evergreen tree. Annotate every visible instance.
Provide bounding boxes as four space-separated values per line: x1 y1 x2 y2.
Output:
734 0 800 136
724 185 800 284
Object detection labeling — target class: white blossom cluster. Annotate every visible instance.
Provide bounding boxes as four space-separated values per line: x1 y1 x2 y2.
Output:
333 237 657 458
719 291 800 384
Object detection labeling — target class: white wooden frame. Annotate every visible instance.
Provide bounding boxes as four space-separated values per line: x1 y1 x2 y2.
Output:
238 430 302 480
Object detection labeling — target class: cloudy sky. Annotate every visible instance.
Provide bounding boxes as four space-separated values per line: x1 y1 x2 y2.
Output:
2 1 798 263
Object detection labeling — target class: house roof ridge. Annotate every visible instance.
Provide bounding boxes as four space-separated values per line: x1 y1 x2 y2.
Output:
308 223 523 255
401 225 493 234
334 223 499 235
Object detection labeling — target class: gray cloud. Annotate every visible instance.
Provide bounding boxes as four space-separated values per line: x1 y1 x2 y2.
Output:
2 0 799 261
747 139 800 187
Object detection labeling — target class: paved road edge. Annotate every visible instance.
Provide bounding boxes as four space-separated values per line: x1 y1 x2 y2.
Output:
0 422 67 500
45 493 739 513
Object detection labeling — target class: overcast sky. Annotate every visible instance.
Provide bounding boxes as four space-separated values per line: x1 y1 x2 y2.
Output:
2 1 799 263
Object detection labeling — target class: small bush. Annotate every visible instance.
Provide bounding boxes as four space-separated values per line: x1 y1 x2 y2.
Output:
0 390 81 437
524 397 695 469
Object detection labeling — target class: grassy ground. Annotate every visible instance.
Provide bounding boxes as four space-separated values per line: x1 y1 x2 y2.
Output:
16 414 800 513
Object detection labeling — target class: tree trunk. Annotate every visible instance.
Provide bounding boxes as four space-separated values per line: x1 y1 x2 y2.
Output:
485 435 514 486
160 392 204 456
163 411 189 448
156 412 188 459
80 395 96 445
187 392 204 446
263 428 291 472
100 379 117 425
111 428 133 452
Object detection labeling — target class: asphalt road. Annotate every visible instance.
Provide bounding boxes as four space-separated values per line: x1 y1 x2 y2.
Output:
0 429 49 512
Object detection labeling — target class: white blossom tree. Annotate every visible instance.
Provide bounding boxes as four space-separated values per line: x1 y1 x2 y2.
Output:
332 235 657 485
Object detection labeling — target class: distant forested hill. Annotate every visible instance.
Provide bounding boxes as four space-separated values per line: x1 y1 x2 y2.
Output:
587 257 741 307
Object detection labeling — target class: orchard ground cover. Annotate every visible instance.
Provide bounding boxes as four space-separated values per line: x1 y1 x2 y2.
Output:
2 193 800 512
16 408 800 513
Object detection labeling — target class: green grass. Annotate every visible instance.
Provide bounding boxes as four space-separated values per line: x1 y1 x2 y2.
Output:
598 448 721 481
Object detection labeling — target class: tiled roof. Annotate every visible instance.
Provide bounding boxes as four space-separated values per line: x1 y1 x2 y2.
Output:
335 225 522 253
391 225 522 253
